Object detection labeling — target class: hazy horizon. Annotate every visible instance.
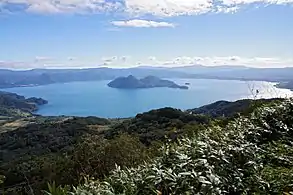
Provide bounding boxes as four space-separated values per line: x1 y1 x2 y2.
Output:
2 63 293 71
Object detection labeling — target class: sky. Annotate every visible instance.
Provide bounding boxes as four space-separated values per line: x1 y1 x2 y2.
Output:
0 0 293 69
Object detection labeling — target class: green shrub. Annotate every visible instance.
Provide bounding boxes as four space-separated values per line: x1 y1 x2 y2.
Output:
44 182 70 195
69 99 293 195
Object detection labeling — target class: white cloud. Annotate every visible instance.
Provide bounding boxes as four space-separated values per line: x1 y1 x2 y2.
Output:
34 56 53 62
0 56 96 69
101 56 118 63
0 0 122 14
1 0 292 15
111 19 175 28
221 0 293 6
141 56 293 68
123 0 214 17
123 0 293 16
101 55 131 65
1 56 293 69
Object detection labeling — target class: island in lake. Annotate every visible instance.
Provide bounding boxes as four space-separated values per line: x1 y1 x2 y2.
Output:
108 75 188 89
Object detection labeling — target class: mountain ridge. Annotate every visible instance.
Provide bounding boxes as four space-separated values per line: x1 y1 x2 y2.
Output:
1 65 293 90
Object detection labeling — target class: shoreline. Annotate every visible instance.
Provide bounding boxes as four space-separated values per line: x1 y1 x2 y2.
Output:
0 77 290 90
3 79 292 119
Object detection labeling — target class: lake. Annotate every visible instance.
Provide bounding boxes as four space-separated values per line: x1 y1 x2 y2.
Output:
3 79 293 118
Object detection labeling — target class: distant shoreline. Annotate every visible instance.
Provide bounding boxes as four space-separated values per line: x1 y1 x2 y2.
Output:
4 79 290 119
0 77 290 90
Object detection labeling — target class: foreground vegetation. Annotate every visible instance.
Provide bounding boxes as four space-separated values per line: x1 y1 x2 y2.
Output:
0 106 211 194
49 99 293 195
0 97 291 194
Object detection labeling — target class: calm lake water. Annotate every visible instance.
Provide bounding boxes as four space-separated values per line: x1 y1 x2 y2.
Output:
3 79 293 118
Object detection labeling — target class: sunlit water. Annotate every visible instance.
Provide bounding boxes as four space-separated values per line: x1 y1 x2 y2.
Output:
3 79 293 118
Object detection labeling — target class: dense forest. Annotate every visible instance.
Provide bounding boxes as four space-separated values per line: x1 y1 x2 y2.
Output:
0 93 292 194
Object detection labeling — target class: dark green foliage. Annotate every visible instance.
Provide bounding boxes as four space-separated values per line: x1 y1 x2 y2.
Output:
2 134 152 194
0 106 209 194
107 107 210 145
0 117 108 162
108 75 188 89
0 91 47 117
2 97 292 195
0 116 111 194
70 116 110 126
44 182 70 195
0 107 31 118
66 99 293 195
188 98 283 118
71 134 153 180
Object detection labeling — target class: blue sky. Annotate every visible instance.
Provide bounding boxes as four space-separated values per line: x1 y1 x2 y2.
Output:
0 0 293 69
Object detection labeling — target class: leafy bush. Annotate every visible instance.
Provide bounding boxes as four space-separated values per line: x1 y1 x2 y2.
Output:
44 182 70 195
67 99 293 195
107 107 211 145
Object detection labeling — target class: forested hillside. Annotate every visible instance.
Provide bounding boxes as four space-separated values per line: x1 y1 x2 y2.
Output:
48 99 293 195
0 91 47 117
0 97 291 194
188 98 283 118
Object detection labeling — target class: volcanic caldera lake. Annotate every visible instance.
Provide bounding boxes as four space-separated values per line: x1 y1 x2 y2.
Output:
3 79 292 118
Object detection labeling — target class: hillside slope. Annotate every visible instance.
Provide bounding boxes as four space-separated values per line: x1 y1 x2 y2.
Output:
0 96 290 194
67 99 293 195
188 98 283 118
0 91 47 117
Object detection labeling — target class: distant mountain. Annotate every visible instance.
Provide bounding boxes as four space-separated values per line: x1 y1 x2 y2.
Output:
169 64 249 74
108 75 188 89
1 66 293 89
0 67 191 89
144 65 293 82
200 67 293 82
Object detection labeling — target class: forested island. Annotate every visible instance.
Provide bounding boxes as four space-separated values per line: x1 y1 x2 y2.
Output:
108 75 188 89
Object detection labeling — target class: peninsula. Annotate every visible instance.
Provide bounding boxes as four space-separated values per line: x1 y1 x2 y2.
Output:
0 91 48 117
107 75 188 89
